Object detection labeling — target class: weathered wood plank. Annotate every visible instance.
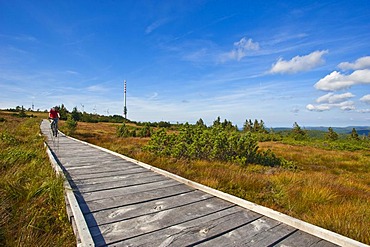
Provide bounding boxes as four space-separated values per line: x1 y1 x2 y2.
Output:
90 197 234 246
196 216 288 246
58 154 117 164
112 207 262 247
85 190 214 226
243 224 297 247
73 170 155 186
63 161 138 173
310 240 340 247
67 167 148 180
81 179 180 202
272 230 337 247
78 184 195 213
77 173 167 193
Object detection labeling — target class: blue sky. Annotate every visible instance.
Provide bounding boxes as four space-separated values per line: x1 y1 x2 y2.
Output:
1 0 370 127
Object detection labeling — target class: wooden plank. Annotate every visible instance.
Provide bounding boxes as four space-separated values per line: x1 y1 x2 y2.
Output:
81 179 180 202
66 166 140 177
73 170 154 186
67 167 148 180
90 197 235 246
55 150 114 159
62 156 132 164
78 184 195 213
58 154 116 164
310 240 340 247
77 173 167 193
66 163 144 176
271 230 338 246
195 216 285 246
112 207 262 247
242 224 297 247
85 190 214 226
64 161 138 173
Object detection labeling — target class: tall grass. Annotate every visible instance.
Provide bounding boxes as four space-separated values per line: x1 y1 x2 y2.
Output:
0 111 75 247
62 120 370 244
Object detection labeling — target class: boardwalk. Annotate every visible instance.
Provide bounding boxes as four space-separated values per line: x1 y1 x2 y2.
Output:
40 120 365 247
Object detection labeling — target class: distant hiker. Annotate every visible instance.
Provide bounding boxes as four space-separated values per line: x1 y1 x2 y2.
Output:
49 107 60 136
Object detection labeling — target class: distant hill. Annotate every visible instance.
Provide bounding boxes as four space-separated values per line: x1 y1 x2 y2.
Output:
272 126 370 136
307 126 370 136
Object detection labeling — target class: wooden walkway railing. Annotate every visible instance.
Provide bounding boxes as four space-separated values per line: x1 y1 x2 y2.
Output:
40 120 367 247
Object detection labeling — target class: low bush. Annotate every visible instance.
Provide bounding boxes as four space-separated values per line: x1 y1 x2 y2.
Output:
145 123 289 167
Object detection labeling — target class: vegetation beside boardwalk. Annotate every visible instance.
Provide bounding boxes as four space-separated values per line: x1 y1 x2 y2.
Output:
59 116 370 245
0 111 75 247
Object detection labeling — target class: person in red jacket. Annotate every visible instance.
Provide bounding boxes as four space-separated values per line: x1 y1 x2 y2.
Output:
49 107 60 137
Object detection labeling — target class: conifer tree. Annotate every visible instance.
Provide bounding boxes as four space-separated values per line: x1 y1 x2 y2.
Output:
326 127 338 141
253 119 260 132
291 122 307 140
243 119 252 132
350 128 360 141
196 118 207 128
58 104 68 120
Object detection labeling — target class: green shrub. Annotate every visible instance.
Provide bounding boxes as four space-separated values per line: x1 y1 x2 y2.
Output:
65 115 77 135
117 123 130 137
145 120 286 167
138 123 152 137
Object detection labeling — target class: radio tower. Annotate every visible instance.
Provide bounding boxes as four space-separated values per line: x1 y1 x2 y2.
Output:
123 80 127 121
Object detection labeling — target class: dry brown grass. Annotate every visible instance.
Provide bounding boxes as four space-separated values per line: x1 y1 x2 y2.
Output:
62 121 370 244
0 111 75 247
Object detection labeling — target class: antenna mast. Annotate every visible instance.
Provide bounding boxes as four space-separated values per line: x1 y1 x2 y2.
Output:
124 80 127 120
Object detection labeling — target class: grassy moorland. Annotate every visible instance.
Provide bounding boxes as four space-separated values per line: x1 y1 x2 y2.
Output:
60 120 370 244
0 111 75 247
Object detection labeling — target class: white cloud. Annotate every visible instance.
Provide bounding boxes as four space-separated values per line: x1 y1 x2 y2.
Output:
0 34 37 42
86 85 108 92
221 37 259 62
338 56 370 70
316 92 354 104
66 70 79 75
339 101 356 111
357 109 370 113
360 94 370 104
314 69 370 91
183 48 208 62
270 50 328 74
148 92 159 100
306 101 355 112
291 107 300 114
145 19 169 34
306 104 331 112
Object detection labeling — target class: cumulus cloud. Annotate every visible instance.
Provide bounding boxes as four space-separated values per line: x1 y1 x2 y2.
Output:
306 101 355 112
270 50 328 74
316 92 355 104
308 55 370 114
221 37 259 62
360 94 370 104
306 104 331 112
338 56 370 70
314 69 370 91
